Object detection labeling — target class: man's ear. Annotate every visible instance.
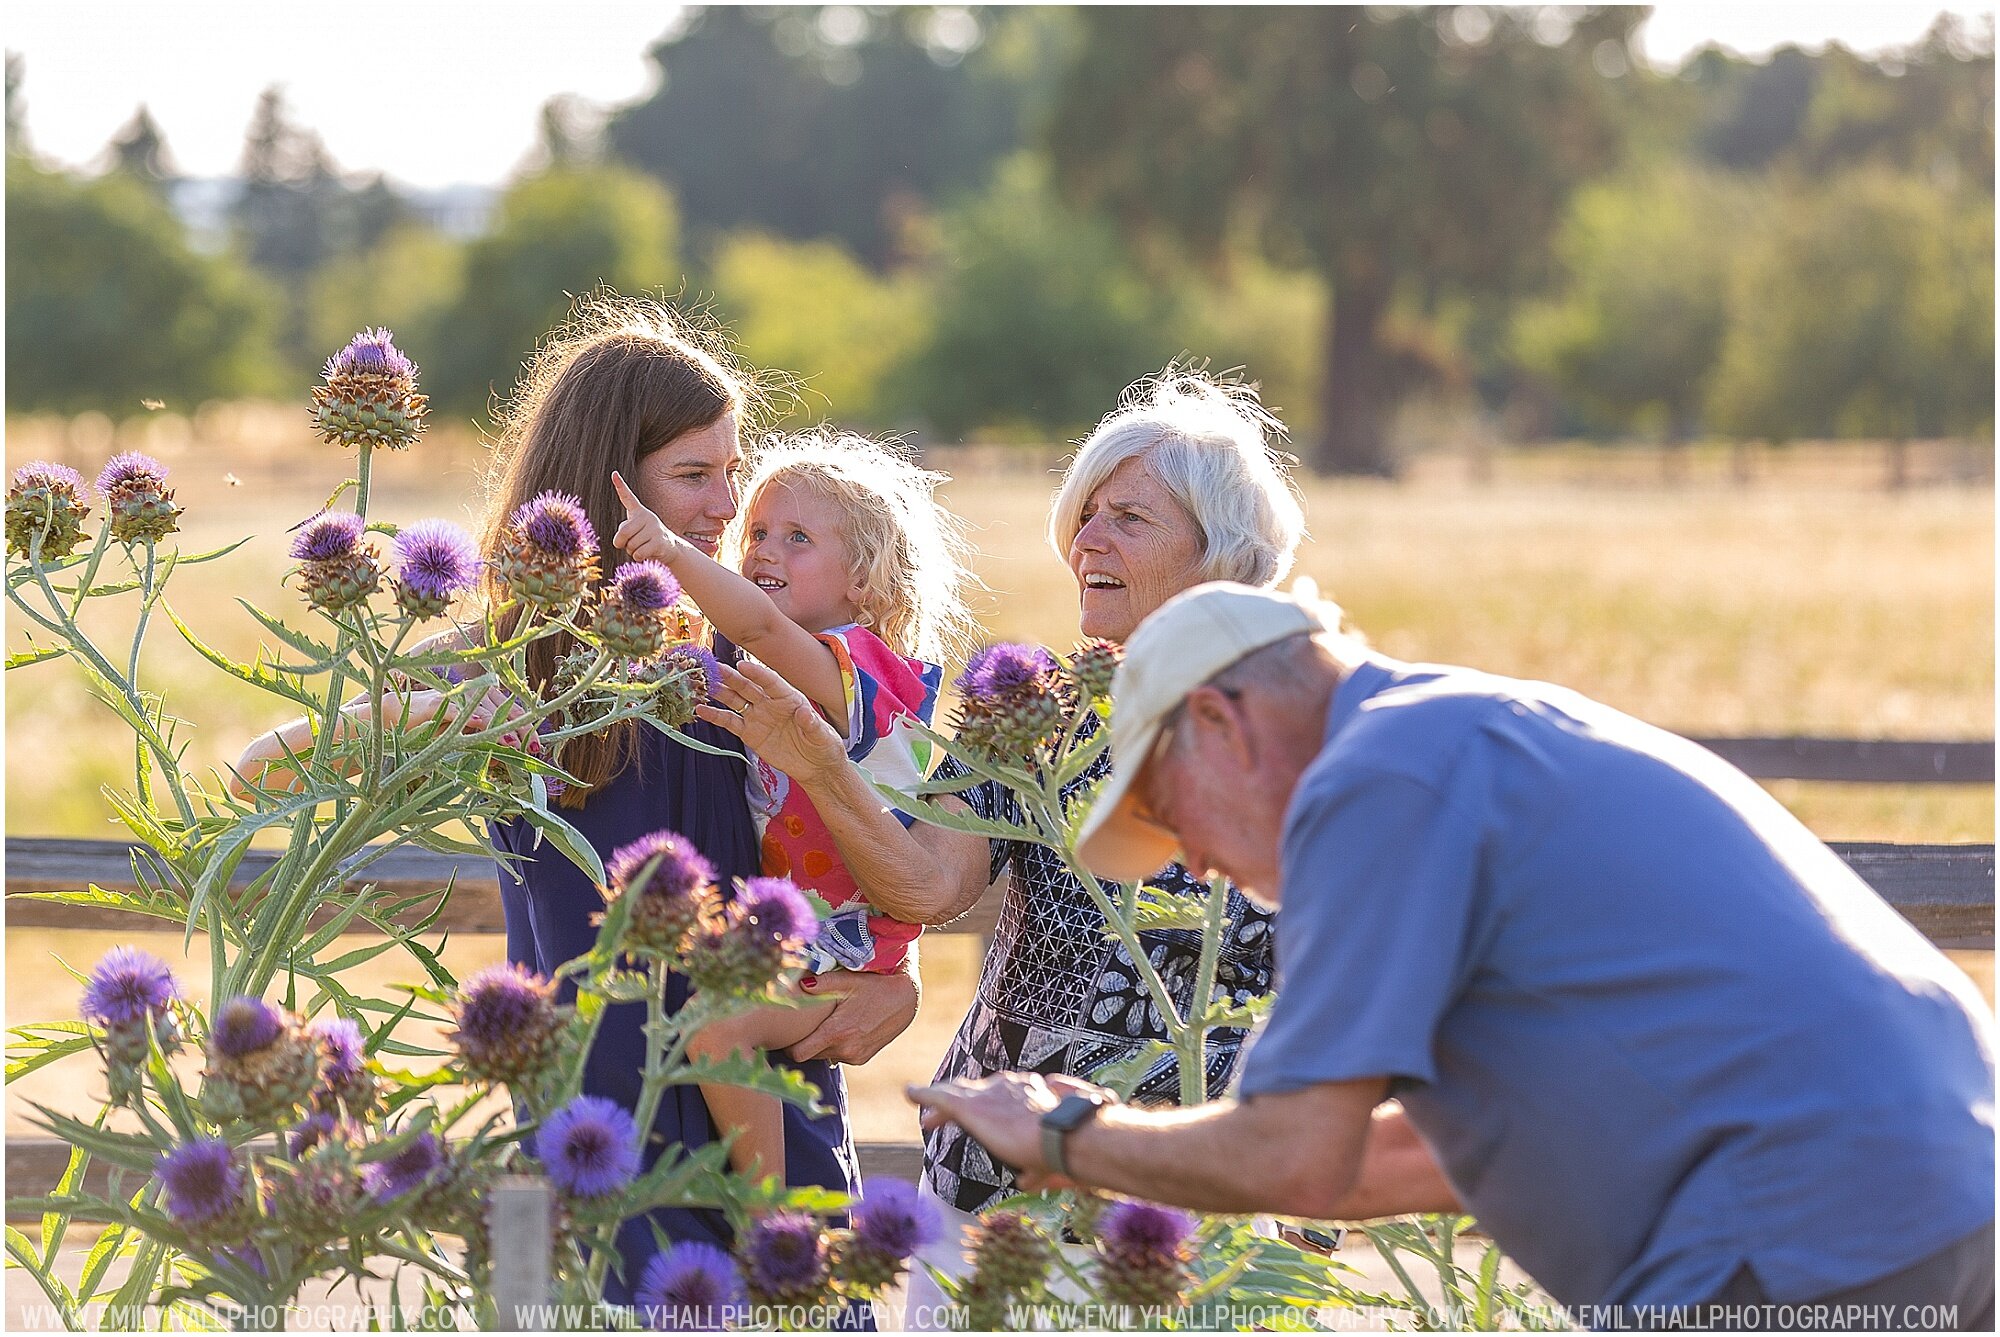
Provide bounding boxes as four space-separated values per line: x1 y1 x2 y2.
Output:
1186 685 1256 770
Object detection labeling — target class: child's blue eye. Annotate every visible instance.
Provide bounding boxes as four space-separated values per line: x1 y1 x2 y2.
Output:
789 531 810 544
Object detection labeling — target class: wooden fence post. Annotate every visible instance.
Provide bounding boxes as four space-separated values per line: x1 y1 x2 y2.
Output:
487 1175 553 1329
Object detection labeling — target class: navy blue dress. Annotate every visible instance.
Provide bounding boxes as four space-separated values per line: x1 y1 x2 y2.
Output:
491 718 868 1315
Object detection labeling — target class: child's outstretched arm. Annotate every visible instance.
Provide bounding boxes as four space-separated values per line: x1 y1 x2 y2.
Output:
610 471 848 726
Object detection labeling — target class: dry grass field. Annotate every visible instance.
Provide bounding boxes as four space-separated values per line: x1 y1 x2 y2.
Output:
5 410 1992 1146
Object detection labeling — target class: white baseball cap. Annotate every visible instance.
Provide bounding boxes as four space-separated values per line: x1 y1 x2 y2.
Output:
1075 581 1330 882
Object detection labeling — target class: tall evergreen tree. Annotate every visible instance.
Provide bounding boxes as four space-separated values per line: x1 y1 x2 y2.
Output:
106 105 175 193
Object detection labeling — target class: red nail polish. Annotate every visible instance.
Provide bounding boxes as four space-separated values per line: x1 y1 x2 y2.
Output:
800 974 818 992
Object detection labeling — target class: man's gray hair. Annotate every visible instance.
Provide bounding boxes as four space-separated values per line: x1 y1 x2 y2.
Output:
1048 371 1308 589
1158 625 1364 757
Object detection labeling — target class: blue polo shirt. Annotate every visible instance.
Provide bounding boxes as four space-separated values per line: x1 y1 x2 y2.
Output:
1237 656 1994 1309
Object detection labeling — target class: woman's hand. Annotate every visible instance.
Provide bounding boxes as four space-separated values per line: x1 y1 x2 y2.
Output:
787 963 920 1065
697 660 849 783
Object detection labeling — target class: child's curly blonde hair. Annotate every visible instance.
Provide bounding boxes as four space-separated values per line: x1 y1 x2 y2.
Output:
725 432 980 668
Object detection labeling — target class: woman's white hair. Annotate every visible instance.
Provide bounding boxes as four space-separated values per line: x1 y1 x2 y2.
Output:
1048 370 1308 589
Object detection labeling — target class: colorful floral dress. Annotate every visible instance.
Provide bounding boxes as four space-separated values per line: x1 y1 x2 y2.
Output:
745 624 942 975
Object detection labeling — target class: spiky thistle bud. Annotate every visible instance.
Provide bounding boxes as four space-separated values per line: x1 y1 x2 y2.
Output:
1065 638 1122 704
1095 1200 1196 1312
156 1138 257 1242
601 829 717 956
96 453 183 544
264 1127 368 1242
80 947 181 1106
6 462 92 560
738 1212 831 1308
362 1128 446 1204
449 963 568 1086
638 1241 749 1331
685 877 820 998
492 492 598 608
952 643 1065 759
588 561 681 659
636 642 721 729
832 1179 941 1296
961 1209 1055 1329
312 328 429 450
289 511 382 613
391 518 479 619
199 997 318 1126
308 1015 379 1118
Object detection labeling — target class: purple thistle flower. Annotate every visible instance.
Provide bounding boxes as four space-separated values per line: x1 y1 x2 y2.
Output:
637 1242 747 1331
312 1016 365 1086
537 1095 640 1198
209 996 283 1059
363 1129 444 1201
738 876 820 948
510 492 596 559
11 461 87 496
80 947 179 1028
1100 1200 1196 1262
956 643 1055 701
663 643 723 695
740 1212 829 1301
454 964 555 1051
95 452 168 495
324 327 415 381
289 1110 338 1157
212 1244 268 1279
289 510 366 563
852 1179 942 1260
611 561 680 611
607 829 714 900
392 519 479 601
156 1138 244 1226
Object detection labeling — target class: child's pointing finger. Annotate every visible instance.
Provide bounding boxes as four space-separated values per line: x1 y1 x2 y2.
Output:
610 471 645 518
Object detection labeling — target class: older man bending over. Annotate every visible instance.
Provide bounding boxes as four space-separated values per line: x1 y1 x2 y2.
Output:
913 583 1994 1330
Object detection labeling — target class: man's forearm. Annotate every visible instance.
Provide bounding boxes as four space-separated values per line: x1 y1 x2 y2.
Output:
1324 1108 1461 1220
1064 1087 1376 1219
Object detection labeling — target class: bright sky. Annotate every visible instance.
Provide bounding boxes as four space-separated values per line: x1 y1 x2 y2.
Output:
4 2 1988 190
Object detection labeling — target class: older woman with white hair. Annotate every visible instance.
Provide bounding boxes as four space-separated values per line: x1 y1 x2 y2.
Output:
699 370 1307 1321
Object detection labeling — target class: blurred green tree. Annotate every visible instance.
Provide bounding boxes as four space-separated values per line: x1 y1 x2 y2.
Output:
422 165 682 419
1511 166 1756 440
6 157 282 412
5 53 24 155
1175 257 1328 440
308 224 465 380
708 232 928 428
232 86 349 369
106 105 175 194
892 155 1183 439
1707 168 1993 478
1680 17 1993 189
1044 5 1640 474
607 6 1051 265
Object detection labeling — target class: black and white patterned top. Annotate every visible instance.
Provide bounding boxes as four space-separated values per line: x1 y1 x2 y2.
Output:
921 712 1277 1214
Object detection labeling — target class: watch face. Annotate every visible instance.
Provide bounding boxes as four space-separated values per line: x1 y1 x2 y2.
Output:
1048 1094 1105 1131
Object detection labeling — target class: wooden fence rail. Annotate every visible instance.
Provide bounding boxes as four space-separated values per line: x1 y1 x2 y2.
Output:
1685 736 1993 784
5 836 1987 945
